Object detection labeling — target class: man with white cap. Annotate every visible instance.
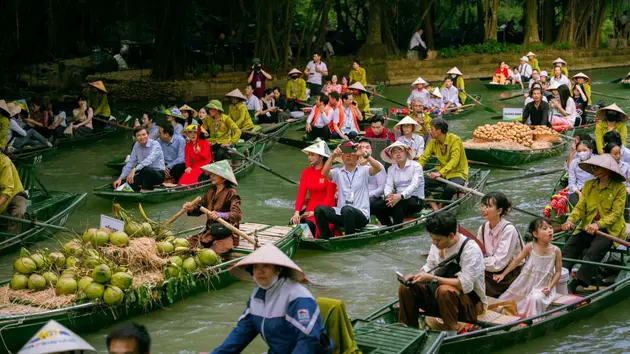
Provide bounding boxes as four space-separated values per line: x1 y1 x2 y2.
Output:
518 56 532 83
407 77 430 109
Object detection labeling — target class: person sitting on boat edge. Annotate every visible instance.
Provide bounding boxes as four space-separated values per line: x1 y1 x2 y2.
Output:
259 88 281 124
6 101 51 152
226 88 255 132
290 140 337 238
183 160 242 254
372 141 424 227
407 77 430 109
134 111 160 141
202 100 242 162
161 106 185 137
70 94 94 137
426 88 444 115
158 123 186 184
113 126 166 192
522 87 550 127
441 76 461 111
0 101 11 150
571 73 592 106
549 65 571 89
211 244 332 354
244 84 262 120
603 130 630 165
86 80 111 131
306 95 333 141
548 84 577 128
476 192 524 297
552 57 569 78
440 67 466 105
349 59 367 87
605 142 630 192
517 56 532 83
107 322 151 354
492 61 509 85
315 141 383 239
494 218 562 318
571 84 588 124
416 118 468 211
179 104 198 126
349 82 370 116
524 82 548 107
364 114 395 143
398 212 486 331
410 99 431 142
356 139 387 204
0 152 27 234
47 99 67 138
528 69 541 90
179 124 212 185
567 140 595 206
594 104 628 155
330 92 362 140
526 52 540 72
395 116 425 160
561 154 627 294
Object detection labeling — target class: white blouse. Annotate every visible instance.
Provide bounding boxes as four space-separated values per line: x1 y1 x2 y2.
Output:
476 219 523 273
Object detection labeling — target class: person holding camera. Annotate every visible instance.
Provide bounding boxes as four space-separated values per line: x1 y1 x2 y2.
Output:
247 58 273 98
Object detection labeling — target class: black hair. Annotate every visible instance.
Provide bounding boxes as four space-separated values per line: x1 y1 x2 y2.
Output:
529 84 542 96
572 83 585 96
143 111 154 121
76 94 87 103
527 218 551 243
603 130 622 146
425 212 458 237
370 114 385 125
341 92 352 101
133 126 148 136
263 88 274 97
531 87 542 96
106 323 151 354
329 91 340 101
430 117 448 133
352 59 361 65
244 264 292 278
532 69 539 74
48 99 62 115
512 66 518 71
358 138 372 146
605 111 622 123
577 139 593 150
272 86 281 93
556 84 570 108
319 94 329 105
444 76 453 82
161 122 174 137
312 51 321 57
603 142 620 154
245 83 254 90
577 133 593 143
480 191 512 217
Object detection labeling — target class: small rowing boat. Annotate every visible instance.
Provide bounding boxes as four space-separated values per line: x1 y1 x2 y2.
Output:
8 146 56 165
389 104 479 121
483 83 523 91
55 127 122 148
622 82 630 89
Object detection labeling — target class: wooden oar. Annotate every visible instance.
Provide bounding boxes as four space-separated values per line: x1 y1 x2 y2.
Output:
0 214 74 233
592 90 629 101
164 197 201 226
553 226 630 248
486 167 565 186
467 160 531 171
610 78 624 84
373 93 408 108
499 93 525 101
229 148 298 185
199 206 261 246
462 91 496 113
92 116 134 130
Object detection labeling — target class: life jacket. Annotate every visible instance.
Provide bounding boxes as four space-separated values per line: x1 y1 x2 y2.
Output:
328 104 360 132
310 105 332 126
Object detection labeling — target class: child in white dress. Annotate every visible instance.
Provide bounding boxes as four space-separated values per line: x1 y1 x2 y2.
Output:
494 218 562 318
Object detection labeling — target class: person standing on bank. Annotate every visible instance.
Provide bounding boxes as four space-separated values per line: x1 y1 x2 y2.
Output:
113 126 166 192
304 52 329 97
314 141 383 239
247 58 272 98
398 212 486 330
158 123 186 183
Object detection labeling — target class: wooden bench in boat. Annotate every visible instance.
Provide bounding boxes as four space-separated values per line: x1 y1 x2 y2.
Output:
354 321 431 354
235 223 295 251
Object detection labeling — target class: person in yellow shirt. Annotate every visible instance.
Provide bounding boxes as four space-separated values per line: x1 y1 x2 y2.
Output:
571 73 592 105
594 104 628 154
0 100 10 150
416 117 468 211
225 88 255 131
349 60 367 86
552 58 569 77
526 52 540 71
285 68 307 111
441 67 467 105
561 154 627 294
410 99 431 142
202 100 242 162
86 80 111 131
348 82 370 115
0 152 26 234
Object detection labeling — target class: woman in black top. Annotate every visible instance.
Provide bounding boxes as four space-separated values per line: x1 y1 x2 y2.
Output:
257 88 279 124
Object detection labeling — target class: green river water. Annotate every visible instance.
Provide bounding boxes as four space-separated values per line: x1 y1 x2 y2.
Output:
4 66 630 353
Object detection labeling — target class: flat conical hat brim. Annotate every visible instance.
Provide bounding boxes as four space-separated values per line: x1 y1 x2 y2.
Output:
229 244 306 283
431 89 442 98
596 103 629 123
7 102 21 116
89 81 107 92
553 58 567 65
411 78 428 86
18 320 96 354
288 69 303 76
578 154 627 182
302 140 331 158
348 82 367 92
380 141 416 164
161 108 185 120
0 100 9 116
395 116 420 128
546 82 560 91
225 89 247 101
179 104 197 113
572 73 591 84
201 160 238 185
526 52 536 57
446 67 463 76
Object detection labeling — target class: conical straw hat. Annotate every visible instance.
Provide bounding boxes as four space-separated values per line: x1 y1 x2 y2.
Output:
206 99 224 112
7 101 21 116
430 87 442 98
17 320 96 354
302 140 331 158
183 123 208 137
229 244 306 283
578 153 627 182
160 106 185 120
288 68 303 76
596 103 628 123
0 100 9 117
179 104 197 112
526 52 536 57
225 88 247 101
380 141 416 164
201 160 238 185
89 80 107 92
552 57 567 65
411 77 428 86
546 82 561 91
572 72 591 84
348 82 367 92
395 116 420 128
446 67 463 76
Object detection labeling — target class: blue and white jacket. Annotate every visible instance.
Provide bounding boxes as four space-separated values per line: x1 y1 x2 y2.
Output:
212 277 328 354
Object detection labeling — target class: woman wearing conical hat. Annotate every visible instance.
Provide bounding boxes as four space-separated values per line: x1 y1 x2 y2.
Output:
179 104 198 126
426 87 444 115
395 116 425 157
526 52 540 71
561 153 627 294
407 77 430 109
285 68 307 112
212 244 331 353
552 57 569 77
570 73 592 105
348 82 370 115
86 80 111 131
594 104 628 154
225 88 255 131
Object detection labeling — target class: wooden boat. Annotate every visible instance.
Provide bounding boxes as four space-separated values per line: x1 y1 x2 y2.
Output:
55 127 122 148
464 133 572 166
622 82 630 89
306 84 385 105
391 105 479 122
353 232 630 353
0 223 302 353
92 140 264 203
0 161 87 255
483 83 523 91
299 168 490 251
8 146 56 165
353 319 444 354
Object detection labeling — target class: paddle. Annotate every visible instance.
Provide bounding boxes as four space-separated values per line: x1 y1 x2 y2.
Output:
462 91 497 113
486 167 566 186
553 226 630 248
164 196 202 226
499 93 525 101
0 214 74 233
591 91 629 101
610 78 624 84
467 160 532 171
373 92 408 108
229 148 299 185
92 116 134 130
199 206 262 246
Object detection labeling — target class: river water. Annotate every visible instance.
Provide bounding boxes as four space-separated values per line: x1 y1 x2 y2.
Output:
4 66 630 353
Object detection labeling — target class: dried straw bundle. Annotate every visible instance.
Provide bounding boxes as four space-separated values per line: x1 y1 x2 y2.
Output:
101 237 167 273
1 285 75 309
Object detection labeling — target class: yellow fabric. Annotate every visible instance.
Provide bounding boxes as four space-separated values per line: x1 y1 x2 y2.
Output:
417 132 468 180
286 78 307 101
349 68 367 86
567 178 627 240
0 116 9 149
571 83 592 105
528 58 540 71
354 93 370 114
413 112 431 136
228 102 255 131
0 154 24 214
456 76 466 105
201 114 242 145
595 121 627 154
561 66 569 77
87 91 111 117
316 297 361 354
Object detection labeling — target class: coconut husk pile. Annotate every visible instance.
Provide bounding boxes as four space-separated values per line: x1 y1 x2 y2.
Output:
132 270 165 287
0 285 75 309
466 121 561 150
101 237 167 274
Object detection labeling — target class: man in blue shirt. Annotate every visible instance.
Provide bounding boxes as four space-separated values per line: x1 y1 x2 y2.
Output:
158 123 186 183
113 126 166 191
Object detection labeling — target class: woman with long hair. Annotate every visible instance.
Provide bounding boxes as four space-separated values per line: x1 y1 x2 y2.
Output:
549 84 577 127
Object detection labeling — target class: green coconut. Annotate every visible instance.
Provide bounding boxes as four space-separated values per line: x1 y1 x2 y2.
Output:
62 240 84 257
65 256 80 268
168 256 183 267
42 271 59 286
61 270 77 279
55 277 77 295
103 286 124 305
30 253 45 269
198 249 221 266
28 274 47 290
49 252 66 268
83 258 101 269
140 222 153 236
82 228 98 243
92 231 110 247
99 227 113 234
156 241 174 255
85 282 105 300
78 276 93 291
14 257 37 274
110 272 133 290
160 229 174 239
174 246 189 254
92 264 112 284
194 255 203 268
164 265 180 278
124 221 142 237
110 231 129 247
10 274 29 290
173 238 189 248
182 257 198 272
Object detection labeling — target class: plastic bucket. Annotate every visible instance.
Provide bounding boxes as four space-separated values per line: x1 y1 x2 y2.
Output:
555 267 570 294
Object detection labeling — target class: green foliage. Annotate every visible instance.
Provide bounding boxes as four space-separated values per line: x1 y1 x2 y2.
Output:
436 40 549 59
552 41 571 50
526 43 545 52
437 47 458 59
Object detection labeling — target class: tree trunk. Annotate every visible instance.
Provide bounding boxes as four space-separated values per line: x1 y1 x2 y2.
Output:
358 0 388 58
152 0 189 80
523 0 541 44
281 0 293 70
587 0 607 48
381 5 399 55
555 0 577 46
483 0 499 41
421 0 435 49
542 0 554 43
334 0 352 35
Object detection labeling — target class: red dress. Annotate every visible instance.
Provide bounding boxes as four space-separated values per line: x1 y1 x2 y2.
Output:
495 67 509 78
295 166 337 238
178 139 212 185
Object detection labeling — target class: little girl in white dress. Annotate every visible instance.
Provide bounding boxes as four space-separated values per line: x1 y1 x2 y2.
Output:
493 218 562 318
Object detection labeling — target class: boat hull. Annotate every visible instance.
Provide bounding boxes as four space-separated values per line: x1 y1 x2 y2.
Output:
464 136 571 166
483 83 522 91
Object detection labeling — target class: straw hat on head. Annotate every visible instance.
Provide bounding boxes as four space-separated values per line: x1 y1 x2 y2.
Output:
578 154 627 182
546 82 561 91
380 141 415 164
348 82 368 93
6 101 21 117
395 116 420 128
225 89 247 101
14 99 29 114
201 160 238 185
89 80 107 93
302 140 331 158
430 87 442 98
411 77 428 87
160 106 185 120
540 70 549 77
520 56 528 62
0 100 10 117
288 68 303 76
552 58 567 65
446 67 463 76
206 100 224 112
183 123 208 137
572 72 591 84
526 52 536 57
596 103 628 123
179 104 197 115
17 319 96 354
229 244 306 283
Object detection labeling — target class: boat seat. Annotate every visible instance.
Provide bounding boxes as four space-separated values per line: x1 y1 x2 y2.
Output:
475 310 521 326
551 293 584 307
354 321 428 354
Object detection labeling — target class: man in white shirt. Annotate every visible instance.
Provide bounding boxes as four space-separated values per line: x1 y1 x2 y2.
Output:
407 77 430 109
305 95 333 141
356 139 386 204
441 77 460 109
331 92 362 140
518 56 532 83
398 212 486 330
244 84 262 114
409 29 428 60
528 69 540 89
304 52 329 97
549 66 571 88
